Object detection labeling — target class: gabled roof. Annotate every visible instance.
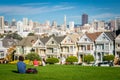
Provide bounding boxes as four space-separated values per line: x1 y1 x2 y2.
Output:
116 34 120 40
2 38 18 48
104 32 115 41
53 36 66 44
67 33 80 42
86 32 102 41
17 36 38 47
40 37 51 45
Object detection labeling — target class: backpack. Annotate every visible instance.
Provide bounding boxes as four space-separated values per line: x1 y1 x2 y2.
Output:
26 68 38 74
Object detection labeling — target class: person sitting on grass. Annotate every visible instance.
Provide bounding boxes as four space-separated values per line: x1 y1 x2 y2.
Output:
33 59 39 66
17 56 26 73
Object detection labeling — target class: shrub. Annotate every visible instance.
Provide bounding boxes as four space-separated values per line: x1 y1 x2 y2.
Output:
84 54 94 64
66 56 78 64
46 57 59 64
103 55 114 62
9 60 18 64
26 52 41 61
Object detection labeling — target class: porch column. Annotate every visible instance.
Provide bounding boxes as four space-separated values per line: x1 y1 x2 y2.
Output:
103 43 105 51
109 43 110 54
101 52 103 62
85 44 87 51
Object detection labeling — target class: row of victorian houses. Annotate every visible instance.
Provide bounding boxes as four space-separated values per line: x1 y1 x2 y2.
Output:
0 31 120 63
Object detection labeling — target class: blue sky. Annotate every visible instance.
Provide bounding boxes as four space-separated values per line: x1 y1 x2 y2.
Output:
0 0 120 25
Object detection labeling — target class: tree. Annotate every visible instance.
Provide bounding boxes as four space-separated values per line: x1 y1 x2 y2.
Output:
103 55 114 62
27 33 35 36
6 46 16 61
66 56 78 64
26 52 41 61
6 32 22 40
84 54 94 64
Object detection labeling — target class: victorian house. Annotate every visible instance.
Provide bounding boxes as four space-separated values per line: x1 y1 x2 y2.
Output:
45 36 66 58
95 32 115 62
115 34 120 58
16 36 38 56
60 34 79 59
77 32 101 63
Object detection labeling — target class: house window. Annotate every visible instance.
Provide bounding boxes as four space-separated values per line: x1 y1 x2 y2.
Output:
105 43 109 50
84 38 87 41
52 41 54 44
54 48 57 53
118 44 120 47
39 42 41 45
103 37 106 40
70 46 73 52
87 45 90 50
0 51 4 58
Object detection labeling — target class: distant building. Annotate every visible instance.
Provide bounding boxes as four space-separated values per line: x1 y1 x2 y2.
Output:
82 14 88 26
115 17 120 30
23 18 28 26
11 19 16 26
64 15 67 30
4 21 9 26
52 21 57 28
28 20 33 27
69 21 74 31
108 20 115 31
0 16 4 29
92 20 105 32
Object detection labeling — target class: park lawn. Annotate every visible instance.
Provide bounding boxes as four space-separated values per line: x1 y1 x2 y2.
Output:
0 64 120 80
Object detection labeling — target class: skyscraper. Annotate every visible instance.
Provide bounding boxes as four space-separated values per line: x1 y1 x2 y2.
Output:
63 15 67 30
23 18 28 26
115 17 120 30
82 14 88 26
11 19 16 26
0 16 4 29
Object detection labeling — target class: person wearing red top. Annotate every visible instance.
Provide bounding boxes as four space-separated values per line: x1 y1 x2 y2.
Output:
33 59 39 66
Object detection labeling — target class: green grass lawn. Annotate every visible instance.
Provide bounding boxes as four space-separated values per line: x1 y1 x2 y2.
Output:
0 64 120 80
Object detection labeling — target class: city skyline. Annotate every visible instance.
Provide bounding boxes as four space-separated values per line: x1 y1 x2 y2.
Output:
0 0 120 25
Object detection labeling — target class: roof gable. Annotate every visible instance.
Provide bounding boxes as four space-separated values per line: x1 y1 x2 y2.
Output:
61 36 74 44
86 32 102 41
46 37 58 46
33 39 44 47
96 32 111 42
17 36 38 47
104 32 115 41
53 36 66 44
116 34 120 40
78 34 92 43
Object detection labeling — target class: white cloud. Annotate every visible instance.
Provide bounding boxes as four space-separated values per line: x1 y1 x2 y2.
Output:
90 13 120 19
21 2 49 6
0 5 74 15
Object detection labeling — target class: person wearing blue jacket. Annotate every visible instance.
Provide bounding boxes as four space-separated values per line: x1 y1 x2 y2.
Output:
17 56 26 73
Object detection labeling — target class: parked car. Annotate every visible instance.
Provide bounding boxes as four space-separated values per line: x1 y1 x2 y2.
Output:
93 61 113 67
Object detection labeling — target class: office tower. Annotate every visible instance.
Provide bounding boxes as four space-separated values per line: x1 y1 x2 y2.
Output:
0 16 4 29
115 17 120 30
52 21 57 28
28 20 33 27
69 21 74 30
17 21 23 32
108 20 115 31
92 20 105 31
82 14 88 26
11 19 16 26
64 15 67 30
4 21 9 26
45 20 50 26
23 18 28 26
